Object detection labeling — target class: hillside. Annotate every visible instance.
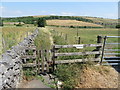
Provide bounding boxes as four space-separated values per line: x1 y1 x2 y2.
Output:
2 15 118 28
47 19 103 27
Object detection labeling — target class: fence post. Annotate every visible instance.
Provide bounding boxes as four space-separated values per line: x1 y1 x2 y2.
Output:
60 32 63 37
65 34 67 41
37 50 41 74
100 36 107 65
95 35 102 59
52 45 55 72
78 36 81 44
35 49 37 76
77 29 79 36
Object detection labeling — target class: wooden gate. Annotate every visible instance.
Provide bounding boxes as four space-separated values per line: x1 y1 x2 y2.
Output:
51 36 103 71
22 48 52 74
100 36 120 66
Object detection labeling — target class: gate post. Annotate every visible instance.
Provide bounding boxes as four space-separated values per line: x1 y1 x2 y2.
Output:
78 36 81 44
100 36 107 65
37 50 41 74
95 35 102 60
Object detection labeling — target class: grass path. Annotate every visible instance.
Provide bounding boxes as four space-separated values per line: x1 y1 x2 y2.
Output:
41 27 54 45
18 27 54 88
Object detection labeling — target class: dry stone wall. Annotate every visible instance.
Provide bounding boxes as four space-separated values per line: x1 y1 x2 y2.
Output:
0 28 39 89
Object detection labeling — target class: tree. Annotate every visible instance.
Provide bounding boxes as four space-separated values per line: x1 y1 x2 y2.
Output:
0 19 3 26
116 25 120 28
37 18 46 27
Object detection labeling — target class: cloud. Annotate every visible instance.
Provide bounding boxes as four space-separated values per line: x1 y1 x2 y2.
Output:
49 13 57 15
49 12 75 16
60 12 75 16
0 6 4 9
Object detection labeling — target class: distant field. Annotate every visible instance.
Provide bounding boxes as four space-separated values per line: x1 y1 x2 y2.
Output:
2 27 35 53
47 20 103 27
48 26 118 44
85 17 118 23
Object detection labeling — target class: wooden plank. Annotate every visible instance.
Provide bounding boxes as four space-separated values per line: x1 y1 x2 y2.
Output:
22 62 48 67
104 49 120 51
46 50 49 73
102 60 120 63
25 46 36 50
55 58 100 64
104 53 120 55
102 63 119 66
37 50 41 74
41 50 44 73
104 57 120 60
55 44 102 49
106 36 120 38
21 55 36 59
105 43 120 45
22 63 36 67
52 45 55 72
55 51 101 57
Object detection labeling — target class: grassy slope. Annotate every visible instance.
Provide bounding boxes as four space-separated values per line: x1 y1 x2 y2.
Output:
47 20 103 27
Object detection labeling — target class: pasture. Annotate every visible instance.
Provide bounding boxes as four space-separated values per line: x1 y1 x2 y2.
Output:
48 26 118 44
1 27 35 53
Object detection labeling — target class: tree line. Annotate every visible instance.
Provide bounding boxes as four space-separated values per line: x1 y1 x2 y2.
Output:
1 16 119 28
2 16 93 24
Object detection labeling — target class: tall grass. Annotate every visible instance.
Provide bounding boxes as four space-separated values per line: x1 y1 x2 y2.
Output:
34 28 51 50
2 27 35 53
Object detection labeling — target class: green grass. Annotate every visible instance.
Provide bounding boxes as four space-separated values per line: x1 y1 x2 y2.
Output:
34 28 51 50
48 26 118 44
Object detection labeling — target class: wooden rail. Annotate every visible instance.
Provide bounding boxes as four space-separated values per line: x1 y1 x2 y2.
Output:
55 51 101 57
54 44 102 49
55 58 100 64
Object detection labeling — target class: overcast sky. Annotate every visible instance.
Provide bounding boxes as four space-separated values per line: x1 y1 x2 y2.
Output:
0 2 119 19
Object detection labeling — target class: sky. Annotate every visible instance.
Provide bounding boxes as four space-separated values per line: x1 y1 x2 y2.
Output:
0 2 119 19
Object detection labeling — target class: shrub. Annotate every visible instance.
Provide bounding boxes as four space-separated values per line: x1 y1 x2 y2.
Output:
0 20 3 26
16 24 22 26
37 18 46 27
116 25 120 28
54 64 84 89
